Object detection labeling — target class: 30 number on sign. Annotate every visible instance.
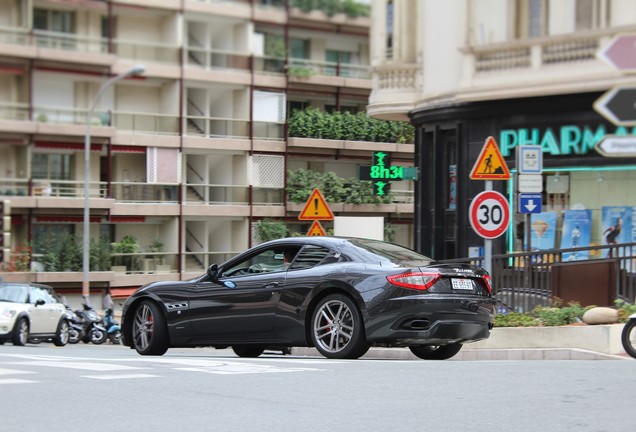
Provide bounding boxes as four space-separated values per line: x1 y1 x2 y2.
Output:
469 191 510 239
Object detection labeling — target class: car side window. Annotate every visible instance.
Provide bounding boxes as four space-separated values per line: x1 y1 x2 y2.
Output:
221 248 286 277
29 287 50 304
289 246 332 270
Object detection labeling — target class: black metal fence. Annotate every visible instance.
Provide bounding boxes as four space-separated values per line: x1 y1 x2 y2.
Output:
442 242 636 313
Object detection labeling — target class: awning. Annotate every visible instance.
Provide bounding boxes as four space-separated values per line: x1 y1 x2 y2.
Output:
35 141 102 152
35 216 102 223
109 287 138 299
109 216 146 223
112 145 146 154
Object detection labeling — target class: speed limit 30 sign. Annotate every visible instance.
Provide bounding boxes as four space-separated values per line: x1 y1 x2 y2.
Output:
469 190 510 239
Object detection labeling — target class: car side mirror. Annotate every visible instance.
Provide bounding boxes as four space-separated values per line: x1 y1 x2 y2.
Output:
207 264 218 281
35 299 46 307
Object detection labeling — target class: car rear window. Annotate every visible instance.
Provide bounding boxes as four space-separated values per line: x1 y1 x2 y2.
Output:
290 245 332 270
347 239 434 266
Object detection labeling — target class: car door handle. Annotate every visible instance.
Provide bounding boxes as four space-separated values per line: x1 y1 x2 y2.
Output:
262 282 279 289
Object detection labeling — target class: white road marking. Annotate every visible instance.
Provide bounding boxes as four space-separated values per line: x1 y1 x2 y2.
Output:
0 368 36 376
6 361 146 371
0 378 38 385
82 373 159 380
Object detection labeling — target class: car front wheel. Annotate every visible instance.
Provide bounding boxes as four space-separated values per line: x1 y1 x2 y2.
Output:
132 300 169 356
310 294 369 359
53 320 70 346
12 318 29 346
409 343 463 360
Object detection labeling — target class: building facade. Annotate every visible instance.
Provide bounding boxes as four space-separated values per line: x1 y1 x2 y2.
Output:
0 0 414 305
368 0 636 260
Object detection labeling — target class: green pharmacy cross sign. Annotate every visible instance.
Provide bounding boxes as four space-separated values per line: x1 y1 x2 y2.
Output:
358 151 418 196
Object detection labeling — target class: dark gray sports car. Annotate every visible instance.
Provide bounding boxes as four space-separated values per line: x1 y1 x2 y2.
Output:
121 237 495 360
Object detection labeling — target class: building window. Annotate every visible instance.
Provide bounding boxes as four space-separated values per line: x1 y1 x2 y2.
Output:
32 153 72 180
516 0 547 38
290 38 309 59
33 8 75 33
386 0 394 59
575 0 610 30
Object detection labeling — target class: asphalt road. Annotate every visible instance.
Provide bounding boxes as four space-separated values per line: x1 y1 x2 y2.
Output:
0 343 634 432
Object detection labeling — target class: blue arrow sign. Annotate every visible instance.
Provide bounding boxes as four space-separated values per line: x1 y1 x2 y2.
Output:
518 193 542 214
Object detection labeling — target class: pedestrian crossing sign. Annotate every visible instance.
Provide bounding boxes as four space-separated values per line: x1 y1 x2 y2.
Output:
298 188 334 221
470 136 511 180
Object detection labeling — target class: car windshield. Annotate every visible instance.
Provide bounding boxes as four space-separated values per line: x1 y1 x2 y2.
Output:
0 284 29 303
348 238 435 266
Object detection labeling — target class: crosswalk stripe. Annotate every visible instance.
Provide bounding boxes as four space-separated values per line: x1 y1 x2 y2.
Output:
82 374 159 380
0 378 38 385
7 361 147 371
0 368 36 376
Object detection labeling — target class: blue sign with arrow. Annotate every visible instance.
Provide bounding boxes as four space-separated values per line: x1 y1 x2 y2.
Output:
518 193 542 214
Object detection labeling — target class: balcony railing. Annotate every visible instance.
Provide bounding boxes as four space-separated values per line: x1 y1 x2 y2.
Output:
33 29 108 53
186 46 251 71
183 184 249 205
110 182 178 202
33 105 106 126
113 39 180 64
0 102 29 121
185 116 249 138
113 111 180 135
466 29 615 74
0 26 29 45
289 58 371 79
0 178 107 198
252 55 286 74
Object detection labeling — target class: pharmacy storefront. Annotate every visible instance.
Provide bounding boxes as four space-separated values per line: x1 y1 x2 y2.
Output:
410 92 636 260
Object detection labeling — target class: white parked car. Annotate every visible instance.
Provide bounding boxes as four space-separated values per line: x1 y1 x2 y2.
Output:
0 282 69 346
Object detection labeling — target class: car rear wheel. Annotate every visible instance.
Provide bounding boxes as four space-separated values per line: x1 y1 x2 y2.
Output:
53 320 69 346
311 294 369 359
232 345 265 358
12 318 29 346
132 300 169 356
409 343 463 360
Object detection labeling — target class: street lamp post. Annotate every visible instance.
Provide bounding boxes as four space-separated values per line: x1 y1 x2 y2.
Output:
82 64 145 305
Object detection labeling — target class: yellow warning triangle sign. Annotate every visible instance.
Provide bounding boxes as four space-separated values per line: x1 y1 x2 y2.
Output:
306 220 326 236
298 188 334 221
470 136 511 180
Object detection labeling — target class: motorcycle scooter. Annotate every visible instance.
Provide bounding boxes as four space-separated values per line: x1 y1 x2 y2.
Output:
621 313 636 359
76 304 108 345
102 308 122 344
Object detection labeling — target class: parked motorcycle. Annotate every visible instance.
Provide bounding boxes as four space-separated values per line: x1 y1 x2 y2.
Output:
102 308 122 344
76 304 107 345
621 313 636 359
66 307 84 344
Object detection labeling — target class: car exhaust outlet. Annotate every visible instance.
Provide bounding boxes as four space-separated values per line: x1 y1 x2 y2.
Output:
408 319 430 330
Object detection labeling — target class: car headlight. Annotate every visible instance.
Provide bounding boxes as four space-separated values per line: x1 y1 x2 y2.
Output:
1 308 17 319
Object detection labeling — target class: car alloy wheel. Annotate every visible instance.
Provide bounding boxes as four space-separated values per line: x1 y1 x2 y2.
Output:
132 301 168 356
311 294 369 359
53 320 70 346
409 343 463 360
12 318 29 346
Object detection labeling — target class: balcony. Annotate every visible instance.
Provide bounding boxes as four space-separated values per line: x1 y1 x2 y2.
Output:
288 58 371 88
458 28 622 101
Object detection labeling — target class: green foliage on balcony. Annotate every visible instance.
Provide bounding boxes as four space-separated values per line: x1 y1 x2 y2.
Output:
35 234 111 272
287 169 393 204
254 218 289 243
291 0 371 18
288 108 415 144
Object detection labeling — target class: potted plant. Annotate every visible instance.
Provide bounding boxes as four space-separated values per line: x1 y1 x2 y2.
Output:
111 235 141 273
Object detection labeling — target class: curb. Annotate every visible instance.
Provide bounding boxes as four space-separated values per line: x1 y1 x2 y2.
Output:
290 347 633 361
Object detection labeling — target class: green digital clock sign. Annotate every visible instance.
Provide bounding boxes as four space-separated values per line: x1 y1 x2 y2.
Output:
358 151 418 195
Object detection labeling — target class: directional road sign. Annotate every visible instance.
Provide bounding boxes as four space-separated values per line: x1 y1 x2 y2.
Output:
597 34 636 72
594 87 636 126
518 193 542 214
469 190 510 239
595 135 636 157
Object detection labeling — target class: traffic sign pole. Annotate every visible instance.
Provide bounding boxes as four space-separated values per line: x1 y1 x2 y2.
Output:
484 181 493 275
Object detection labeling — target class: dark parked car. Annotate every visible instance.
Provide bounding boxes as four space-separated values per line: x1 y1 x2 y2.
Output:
122 237 495 360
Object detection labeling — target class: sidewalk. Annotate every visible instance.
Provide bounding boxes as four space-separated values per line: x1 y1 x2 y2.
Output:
291 324 634 360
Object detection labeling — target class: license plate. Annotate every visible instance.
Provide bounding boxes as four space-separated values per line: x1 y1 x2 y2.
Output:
451 278 474 291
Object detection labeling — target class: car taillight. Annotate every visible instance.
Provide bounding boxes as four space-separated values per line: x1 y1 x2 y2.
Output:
483 275 492 293
387 271 441 291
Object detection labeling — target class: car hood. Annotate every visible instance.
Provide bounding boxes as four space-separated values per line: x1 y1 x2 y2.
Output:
0 300 30 312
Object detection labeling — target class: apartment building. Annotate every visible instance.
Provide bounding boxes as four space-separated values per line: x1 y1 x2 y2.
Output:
0 0 415 305
368 0 636 260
